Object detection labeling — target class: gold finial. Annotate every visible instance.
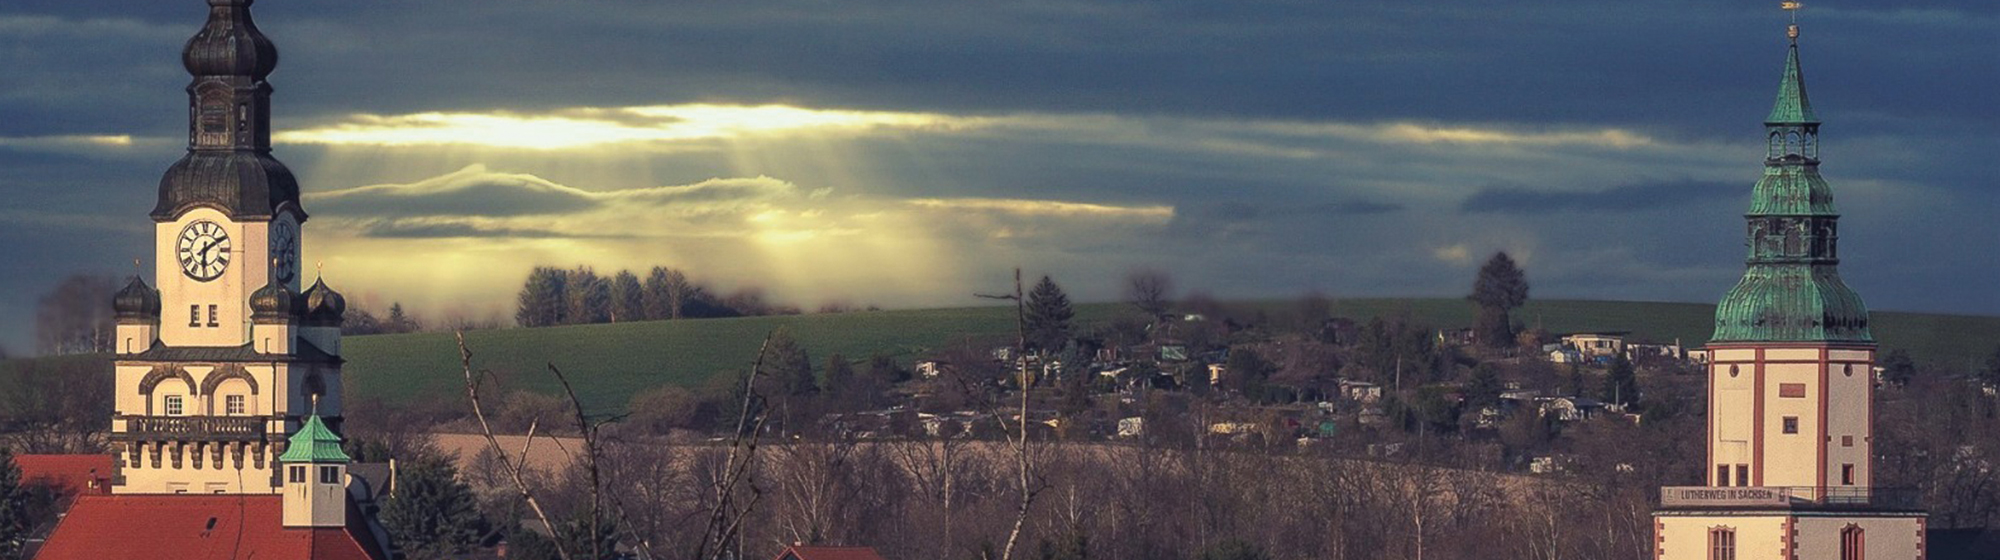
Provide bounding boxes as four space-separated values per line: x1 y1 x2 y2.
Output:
1782 2 1802 42
132 258 143 275
315 260 324 279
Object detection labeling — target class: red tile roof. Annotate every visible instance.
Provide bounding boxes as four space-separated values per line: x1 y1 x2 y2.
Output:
774 545 890 560
14 455 113 497
33 494 385 560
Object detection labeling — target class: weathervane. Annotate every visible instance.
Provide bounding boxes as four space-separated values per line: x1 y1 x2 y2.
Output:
1782 1 1802 42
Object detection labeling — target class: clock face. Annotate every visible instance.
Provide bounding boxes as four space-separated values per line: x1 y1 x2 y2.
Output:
271 221 299 286
176 220 232 282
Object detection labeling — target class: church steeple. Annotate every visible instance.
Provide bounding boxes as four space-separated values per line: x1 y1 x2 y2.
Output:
150 0 303 221
1711 19 1871 343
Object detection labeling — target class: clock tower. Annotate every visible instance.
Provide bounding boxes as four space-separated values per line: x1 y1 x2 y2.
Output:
107 0 348 496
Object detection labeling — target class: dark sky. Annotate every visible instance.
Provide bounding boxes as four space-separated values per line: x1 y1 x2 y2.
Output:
2 0 1995 352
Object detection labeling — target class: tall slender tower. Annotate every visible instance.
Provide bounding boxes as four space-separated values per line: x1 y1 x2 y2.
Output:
106 0 350 496
1704 14 1873 494
34 3 388 557
1653 13 1926 560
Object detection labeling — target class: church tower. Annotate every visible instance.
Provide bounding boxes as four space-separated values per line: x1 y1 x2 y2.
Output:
108 0 348 496
1653 13 1926 560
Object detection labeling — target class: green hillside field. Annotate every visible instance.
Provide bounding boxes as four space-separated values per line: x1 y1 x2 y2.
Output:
7 299 1997 414
333 299 2000 413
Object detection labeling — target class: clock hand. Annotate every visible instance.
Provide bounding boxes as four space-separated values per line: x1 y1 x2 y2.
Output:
195 239 218 267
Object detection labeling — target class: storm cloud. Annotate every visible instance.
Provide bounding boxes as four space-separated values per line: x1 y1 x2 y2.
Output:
1460 180 1741 214
0 0 1994 350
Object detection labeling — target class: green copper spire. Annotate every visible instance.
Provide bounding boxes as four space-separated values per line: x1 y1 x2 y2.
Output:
1711 25 1871 344
278 414 352 463
1766 42 1819 125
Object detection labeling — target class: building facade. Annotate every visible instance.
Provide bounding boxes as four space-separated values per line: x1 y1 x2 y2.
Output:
106 0 347 496
36 1 386 558
1653 18 1926 560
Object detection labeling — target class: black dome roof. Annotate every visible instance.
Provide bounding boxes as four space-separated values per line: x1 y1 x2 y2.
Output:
113 277 161 321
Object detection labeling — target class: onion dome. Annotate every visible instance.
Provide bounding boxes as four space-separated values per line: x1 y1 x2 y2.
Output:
301 277 346 326
182 0 278 79
249 280 296 322
112 277 162 322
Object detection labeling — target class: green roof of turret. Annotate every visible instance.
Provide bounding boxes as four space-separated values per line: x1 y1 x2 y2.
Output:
1766 43 1819 125
278 414 351 463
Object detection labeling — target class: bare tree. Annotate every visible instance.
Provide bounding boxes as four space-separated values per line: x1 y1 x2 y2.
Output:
35 274 117 355
1123 269 1175 321
458 332 570 560
973 269 1050 560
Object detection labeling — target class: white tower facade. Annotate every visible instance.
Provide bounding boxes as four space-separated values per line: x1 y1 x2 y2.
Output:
1652 17 1925 560
107 0 348 496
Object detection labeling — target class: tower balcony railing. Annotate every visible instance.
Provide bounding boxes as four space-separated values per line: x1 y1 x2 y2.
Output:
113 415 270 441
1659 485 1923 511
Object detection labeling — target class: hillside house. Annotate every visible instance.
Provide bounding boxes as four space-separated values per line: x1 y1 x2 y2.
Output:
773 544 890 560
1536 396 1606 422
1625 340 1685 361
1339 380 1383 403
1561 332 1628 358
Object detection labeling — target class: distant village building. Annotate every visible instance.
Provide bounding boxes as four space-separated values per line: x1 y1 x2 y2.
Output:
773 544 890 560
1561 332 1628 358
34 2 389 558
1653 17 1924 560
1338 380 1383 403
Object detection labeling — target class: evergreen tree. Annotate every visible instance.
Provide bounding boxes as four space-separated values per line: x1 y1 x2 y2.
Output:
1565 362 1586 397
515 266 569 327
0 450 24 560
1466 363 1505 410
1468 252 1530 347
1225 348 1276 403
565 267 610 325
1196 539 1270 560
1024 275 1075 351
1601 354 1639 408
1037 532 1089 560
608 270 644 323
385 302 420 334
1879 349 1917 387
380 454 485 560
865 353 909 385
823 353 856 396
760 330 817 397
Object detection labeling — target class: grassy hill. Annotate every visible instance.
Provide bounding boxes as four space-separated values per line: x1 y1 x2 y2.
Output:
7 299 1996 414
334 298 2000 413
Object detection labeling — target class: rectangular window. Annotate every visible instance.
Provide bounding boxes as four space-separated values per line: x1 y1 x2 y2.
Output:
1783 417 1799 434
206 304 219 327
1780 383 1807 398
164 395 184 416
288 465 306 483
1717 464 1731 487
1709 527 1736 560
1736 465 1750 487
1843 464 1855 485
319 466 340 484
190 305 201 327
225 395 245 416
1842 526 1865 560
1843 435 1854 447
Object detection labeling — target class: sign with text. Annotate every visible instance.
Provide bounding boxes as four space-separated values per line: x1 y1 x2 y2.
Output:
1659 486 1792 508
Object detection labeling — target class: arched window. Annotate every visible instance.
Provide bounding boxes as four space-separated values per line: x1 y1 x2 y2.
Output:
1841 525 1864 560
1710 527 1736 560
